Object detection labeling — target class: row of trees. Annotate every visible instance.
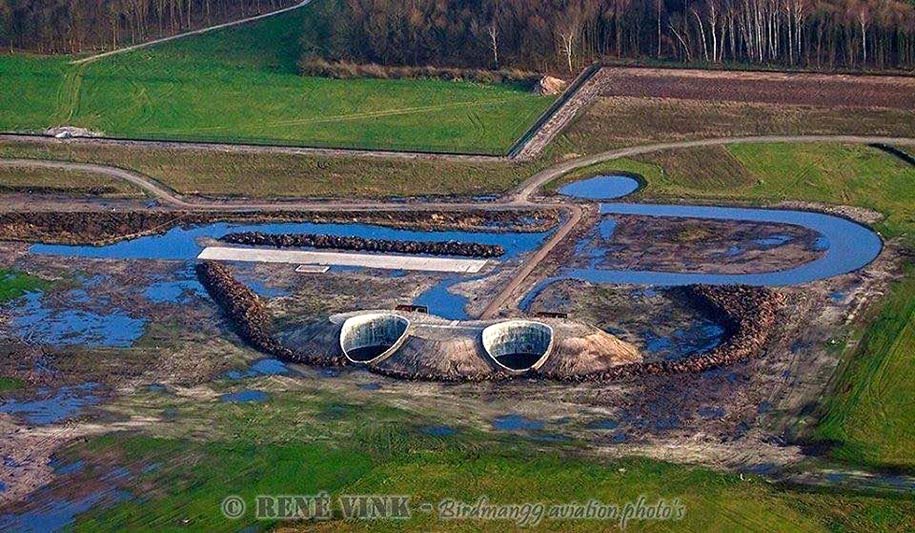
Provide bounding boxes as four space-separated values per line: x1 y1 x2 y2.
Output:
300 0 915 72
0 0 293 53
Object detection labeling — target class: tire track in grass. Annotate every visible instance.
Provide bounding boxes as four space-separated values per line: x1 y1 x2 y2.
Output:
162 95 531 134
55 62 89 125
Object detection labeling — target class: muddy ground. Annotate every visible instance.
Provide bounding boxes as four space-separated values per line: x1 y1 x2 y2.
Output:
574 215 825 274
528 280 726 363
0 207 559 245
0 205 905 511
598 67 915 110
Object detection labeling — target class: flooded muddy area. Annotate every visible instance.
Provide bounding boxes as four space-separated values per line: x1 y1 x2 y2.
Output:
0 188 900 524
526 280 725 362
0 250 218 353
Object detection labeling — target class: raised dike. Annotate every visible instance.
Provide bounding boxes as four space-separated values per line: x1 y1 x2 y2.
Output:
219 232 504 258
0 208 559 245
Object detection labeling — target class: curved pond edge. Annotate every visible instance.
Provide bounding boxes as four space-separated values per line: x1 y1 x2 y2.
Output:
520 202 882 309
556 173 644 201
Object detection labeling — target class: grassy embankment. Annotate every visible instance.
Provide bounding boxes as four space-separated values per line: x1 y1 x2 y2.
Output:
0 141 534 198
0 166 139 195
0 8 552 155
64 388 915 531
554 143 915 471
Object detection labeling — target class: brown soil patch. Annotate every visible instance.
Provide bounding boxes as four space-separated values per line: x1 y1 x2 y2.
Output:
599 67 915 109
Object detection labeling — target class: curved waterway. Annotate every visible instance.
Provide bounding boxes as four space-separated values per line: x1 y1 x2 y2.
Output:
521 202 882 309
30 221 550 261
23 198 882 315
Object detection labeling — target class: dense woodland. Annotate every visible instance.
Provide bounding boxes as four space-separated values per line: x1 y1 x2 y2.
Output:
301 0 915 71
3 0 914 70
0 0 294 52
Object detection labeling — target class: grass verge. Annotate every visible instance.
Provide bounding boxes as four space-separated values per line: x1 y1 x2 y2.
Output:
0 166 139 196
0 141 538 198
59 391 915 531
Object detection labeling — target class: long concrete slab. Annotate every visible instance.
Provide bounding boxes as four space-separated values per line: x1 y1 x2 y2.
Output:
197 246 488 273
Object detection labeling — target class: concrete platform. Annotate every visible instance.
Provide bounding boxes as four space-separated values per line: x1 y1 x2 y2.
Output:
198 246 488 273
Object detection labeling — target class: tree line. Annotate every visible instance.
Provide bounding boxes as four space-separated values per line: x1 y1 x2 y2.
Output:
0 0 293 53
300 0 915 72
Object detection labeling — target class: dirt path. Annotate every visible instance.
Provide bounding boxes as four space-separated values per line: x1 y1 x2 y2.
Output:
69 0 313 66
479 204 585 319
0 134 502 163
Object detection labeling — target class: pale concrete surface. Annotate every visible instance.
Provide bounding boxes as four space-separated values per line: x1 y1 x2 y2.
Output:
198 246 488 273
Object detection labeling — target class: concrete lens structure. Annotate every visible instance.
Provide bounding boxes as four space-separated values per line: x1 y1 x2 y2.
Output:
340 313 410 364
482 320 553 372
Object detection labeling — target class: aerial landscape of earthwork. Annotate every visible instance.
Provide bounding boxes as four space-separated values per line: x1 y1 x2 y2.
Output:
2 0 915 530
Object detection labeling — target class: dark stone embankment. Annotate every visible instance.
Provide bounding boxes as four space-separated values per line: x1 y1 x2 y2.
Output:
556 285 785 382
0 209 558 245
196 261 346 366
198 260 781 382
196 261 291 359
219 232 504 258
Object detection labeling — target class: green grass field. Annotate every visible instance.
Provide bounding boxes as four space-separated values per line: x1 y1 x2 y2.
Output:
815 268 915 471
62 390 915 531
0 8 552 155
557 143 915 470
0 268 47 303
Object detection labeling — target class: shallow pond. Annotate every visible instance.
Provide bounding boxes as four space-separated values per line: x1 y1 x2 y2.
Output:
219 390 269 403
558 175 640 200
492 414 545 431
0 383 101 425
412 277 473 320
10 292 146 348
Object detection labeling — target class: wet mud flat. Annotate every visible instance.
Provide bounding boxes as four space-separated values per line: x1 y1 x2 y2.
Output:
376 261 892 457
0 242 901 516
572 214 825 275
527 280 725 363
0 208 559 246
0 244 233 388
